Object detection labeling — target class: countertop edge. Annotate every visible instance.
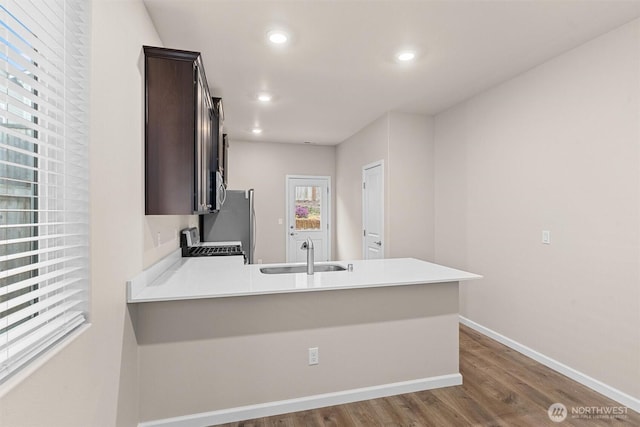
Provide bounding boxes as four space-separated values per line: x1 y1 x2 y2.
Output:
128 277 476 303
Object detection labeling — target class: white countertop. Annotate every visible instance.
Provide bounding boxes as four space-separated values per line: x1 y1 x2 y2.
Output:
127 250 481 303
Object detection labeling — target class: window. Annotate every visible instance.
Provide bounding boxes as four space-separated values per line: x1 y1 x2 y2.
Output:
0 0 90 383
294 186 322 230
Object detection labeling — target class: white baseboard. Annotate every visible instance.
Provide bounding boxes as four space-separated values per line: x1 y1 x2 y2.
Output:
459 316 640 413
138 374 462 427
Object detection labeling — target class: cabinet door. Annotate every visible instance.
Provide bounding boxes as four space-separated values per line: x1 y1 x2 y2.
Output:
145 56 195 215
194 67 213 213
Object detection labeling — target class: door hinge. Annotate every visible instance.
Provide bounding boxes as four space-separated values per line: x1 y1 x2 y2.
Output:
363 229 366 237
363 182 366 189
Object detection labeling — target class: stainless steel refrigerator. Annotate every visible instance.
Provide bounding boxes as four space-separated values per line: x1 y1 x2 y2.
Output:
200 189 256 263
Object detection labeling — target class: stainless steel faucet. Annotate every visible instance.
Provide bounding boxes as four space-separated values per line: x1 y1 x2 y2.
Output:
300 237 314 275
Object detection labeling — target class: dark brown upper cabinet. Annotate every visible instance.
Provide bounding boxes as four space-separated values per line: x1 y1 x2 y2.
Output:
144 45 218 215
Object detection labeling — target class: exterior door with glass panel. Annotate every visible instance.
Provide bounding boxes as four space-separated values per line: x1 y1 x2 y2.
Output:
286 176 330 263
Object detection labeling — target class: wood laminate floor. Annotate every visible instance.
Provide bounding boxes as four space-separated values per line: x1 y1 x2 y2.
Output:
217 324 640 426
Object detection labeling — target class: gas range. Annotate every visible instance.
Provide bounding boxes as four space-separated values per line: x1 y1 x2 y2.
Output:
186 244 243 257
180 227 245 260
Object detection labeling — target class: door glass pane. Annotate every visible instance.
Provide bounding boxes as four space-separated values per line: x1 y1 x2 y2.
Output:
295 185 321 230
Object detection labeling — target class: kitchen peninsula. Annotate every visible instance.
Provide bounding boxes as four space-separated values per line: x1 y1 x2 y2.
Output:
127 252 480 426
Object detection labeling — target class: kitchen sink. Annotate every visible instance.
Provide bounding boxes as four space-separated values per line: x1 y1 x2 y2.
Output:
260 264 347 274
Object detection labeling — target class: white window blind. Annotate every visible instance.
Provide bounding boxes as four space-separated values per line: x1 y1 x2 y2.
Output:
0 0 90 383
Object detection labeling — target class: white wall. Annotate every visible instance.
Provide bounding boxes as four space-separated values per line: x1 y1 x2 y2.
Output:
434 19 640 400
0 1 194 426
388 112 435 260
228 140 336 263
335 112 434 261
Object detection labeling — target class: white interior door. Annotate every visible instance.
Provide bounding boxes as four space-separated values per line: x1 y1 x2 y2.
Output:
286 176 330 263
363 161 384 259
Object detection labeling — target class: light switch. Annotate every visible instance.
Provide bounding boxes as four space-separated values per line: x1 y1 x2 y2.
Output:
278 218 283 225
542 230 551 245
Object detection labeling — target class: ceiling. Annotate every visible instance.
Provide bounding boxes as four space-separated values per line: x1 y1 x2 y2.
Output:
143 0 640 145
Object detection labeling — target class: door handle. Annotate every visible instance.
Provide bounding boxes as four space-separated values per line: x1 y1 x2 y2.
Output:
290 232 296 236
375 241 382 246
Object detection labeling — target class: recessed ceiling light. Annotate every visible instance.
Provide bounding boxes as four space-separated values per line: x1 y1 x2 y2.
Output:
257 93 272 102
268 30 289 44
396 51 416 62
252 128 263 135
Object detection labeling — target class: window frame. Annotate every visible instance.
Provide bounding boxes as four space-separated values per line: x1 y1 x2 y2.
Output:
0 0 91 385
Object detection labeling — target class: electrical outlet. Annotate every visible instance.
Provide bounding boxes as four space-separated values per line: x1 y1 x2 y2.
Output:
308 347 319 365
